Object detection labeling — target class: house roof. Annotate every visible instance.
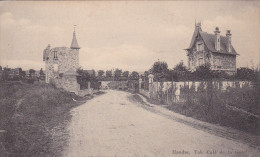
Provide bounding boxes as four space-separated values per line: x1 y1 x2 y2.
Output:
188 24 202 49
200 32 238 55
70 31 80 49
186 24 238 55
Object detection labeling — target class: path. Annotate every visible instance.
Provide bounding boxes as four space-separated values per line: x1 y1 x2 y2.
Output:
63 90 259 157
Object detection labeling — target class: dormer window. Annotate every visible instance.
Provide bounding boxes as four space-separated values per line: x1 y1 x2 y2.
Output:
197 42 204 51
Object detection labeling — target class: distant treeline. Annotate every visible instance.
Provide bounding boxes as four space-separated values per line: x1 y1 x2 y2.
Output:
1 61 259 84
142 61 259 82
0 66 45 83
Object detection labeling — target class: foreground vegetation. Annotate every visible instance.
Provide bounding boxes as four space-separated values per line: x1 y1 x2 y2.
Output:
149 81 260 135
0 82 92 156
135 60 260 135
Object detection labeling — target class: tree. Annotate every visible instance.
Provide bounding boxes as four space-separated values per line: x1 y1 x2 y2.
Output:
122 71 129 78
151 61 169 81
173 60 188 72
114 69 122 80
21 71 26 78
193 64 212 80
106 70 112 78
40 68 44 76
29 69 36 78
91 70 96 77
129 71 139 80
172 61 189 81
236 67 257 81
1 67 9 81
98 70 105 77
77 68 96 89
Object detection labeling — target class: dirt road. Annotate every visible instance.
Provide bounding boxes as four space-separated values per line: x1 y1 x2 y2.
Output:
63 90 259 157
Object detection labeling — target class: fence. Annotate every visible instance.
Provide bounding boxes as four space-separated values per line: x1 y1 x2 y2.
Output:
138 80 259 134
141 80 252 101
138 80 257 117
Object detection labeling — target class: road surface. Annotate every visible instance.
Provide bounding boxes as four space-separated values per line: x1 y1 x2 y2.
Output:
63 90 259 157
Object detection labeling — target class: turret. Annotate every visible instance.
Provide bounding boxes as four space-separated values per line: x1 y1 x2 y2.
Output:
43 44 51 61
70 29 80 49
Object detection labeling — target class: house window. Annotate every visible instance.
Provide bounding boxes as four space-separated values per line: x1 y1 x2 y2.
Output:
199 58 203 66
197 43 204 51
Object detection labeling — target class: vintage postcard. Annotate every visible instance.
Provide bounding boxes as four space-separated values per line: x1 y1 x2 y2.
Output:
0 1 259 157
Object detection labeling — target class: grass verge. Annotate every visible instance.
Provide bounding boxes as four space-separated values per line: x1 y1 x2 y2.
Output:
0 82 102 157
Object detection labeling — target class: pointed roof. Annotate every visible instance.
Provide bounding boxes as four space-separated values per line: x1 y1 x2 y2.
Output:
188 22 202 49
70 30 80 49
186 23 238 55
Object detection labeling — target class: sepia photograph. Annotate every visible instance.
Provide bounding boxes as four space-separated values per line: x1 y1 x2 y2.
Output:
0 1 259 157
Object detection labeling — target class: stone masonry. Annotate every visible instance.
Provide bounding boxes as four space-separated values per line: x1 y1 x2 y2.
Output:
43 30 80 94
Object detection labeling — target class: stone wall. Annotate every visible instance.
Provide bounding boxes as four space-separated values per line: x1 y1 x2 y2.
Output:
212 53 236 71
44 46 80 93
46 47 79 74
148 81 252 93
56 48 79 74
139 80 252 99
188 41 211 71
61 76 80 94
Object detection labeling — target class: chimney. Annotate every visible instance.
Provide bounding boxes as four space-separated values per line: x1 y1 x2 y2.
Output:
226 30 232 53
214 27 220 51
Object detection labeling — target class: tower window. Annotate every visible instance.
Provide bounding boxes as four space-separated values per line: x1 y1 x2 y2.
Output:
54 51 58 60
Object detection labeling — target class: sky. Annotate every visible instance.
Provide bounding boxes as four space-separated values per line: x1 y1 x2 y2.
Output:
0 1 259 72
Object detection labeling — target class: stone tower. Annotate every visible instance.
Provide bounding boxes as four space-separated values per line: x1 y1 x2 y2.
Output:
43 29 81 93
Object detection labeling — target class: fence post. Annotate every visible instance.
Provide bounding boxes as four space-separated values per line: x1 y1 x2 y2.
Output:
171 81 174 102
148 74 154 98
88 81 91 89
166 83 169 104
139 78 142 93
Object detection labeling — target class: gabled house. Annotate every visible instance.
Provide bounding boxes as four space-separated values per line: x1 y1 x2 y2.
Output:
185 22 239 75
